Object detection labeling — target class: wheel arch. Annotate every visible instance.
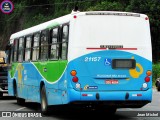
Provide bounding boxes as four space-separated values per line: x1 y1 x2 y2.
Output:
13 78 17 96
40 81 45 92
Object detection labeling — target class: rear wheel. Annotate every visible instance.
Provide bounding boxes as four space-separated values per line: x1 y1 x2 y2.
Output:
13 81 17 97
14 82 25 105
17 98 25 105
41 85 49 114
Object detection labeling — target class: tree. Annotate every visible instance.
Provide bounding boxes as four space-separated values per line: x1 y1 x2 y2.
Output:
126 0 160 62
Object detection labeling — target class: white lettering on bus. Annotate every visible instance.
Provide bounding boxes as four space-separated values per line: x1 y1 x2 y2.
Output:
84 57 101 62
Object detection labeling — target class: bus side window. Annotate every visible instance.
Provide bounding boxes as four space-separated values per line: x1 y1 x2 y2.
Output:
40 30 48 60
13 39 18 62
32 33 40 61
24 36 32 61
18 37 24 62
61 25 69 60
50 28 59 60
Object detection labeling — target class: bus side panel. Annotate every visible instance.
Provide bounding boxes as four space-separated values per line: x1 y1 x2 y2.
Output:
8 63 41 103
8 77 14 96
39 60 68 105
27 62 44 103
47 87 63 105
46 70 68 105
47 63 79 105
8 63 18 96
8 63 28 99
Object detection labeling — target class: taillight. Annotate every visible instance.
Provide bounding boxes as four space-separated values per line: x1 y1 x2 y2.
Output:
145 76 150 82
70 70 77 76
73 15 77 19
72 76 78 83
71 70 79 83
145 17 149 20
146 70 152 76
144 70 151 82
142 70 151 89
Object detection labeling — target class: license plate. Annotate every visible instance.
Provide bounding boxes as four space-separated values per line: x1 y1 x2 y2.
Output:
105 80 119 84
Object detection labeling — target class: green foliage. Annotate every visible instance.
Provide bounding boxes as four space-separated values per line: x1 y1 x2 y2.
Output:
0 1 26 49
126 0 160 25
152 63 160 86
126 0 160 62
87 1 124 11
23 13 53 29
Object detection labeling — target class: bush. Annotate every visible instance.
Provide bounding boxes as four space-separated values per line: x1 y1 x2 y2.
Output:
152 63 160 86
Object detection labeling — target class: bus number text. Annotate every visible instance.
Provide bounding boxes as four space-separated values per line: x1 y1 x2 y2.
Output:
84 57 101 62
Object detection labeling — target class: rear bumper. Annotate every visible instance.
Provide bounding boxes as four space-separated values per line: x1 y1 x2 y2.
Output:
70 100 150 108
68 88 152 107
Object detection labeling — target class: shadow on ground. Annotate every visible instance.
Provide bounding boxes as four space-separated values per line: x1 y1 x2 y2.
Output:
0 94 16 100
19 102 135 120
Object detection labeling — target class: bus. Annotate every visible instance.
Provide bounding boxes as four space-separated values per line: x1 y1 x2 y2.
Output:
6 11 152 114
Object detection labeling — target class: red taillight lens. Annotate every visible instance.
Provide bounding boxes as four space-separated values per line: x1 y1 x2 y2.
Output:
145 17 149 20
73 15 77 19
72 76 78 83
145 76 150 82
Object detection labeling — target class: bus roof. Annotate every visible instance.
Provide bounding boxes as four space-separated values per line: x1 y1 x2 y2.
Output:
9 14 72 42
9 11 147 44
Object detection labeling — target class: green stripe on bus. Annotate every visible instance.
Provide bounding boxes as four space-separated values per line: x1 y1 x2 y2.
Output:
33 60 68 83
10 63 18 78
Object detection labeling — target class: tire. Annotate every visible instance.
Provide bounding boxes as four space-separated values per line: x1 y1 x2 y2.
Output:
14 82 25 105
13 81 17 97
41 85 49 114
17 98 25 105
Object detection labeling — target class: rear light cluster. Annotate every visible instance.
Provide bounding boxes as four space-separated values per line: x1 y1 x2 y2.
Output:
145 70 152 82
73 15 77 19
70 70 78 83
142 70 152 89
145 17 149 20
